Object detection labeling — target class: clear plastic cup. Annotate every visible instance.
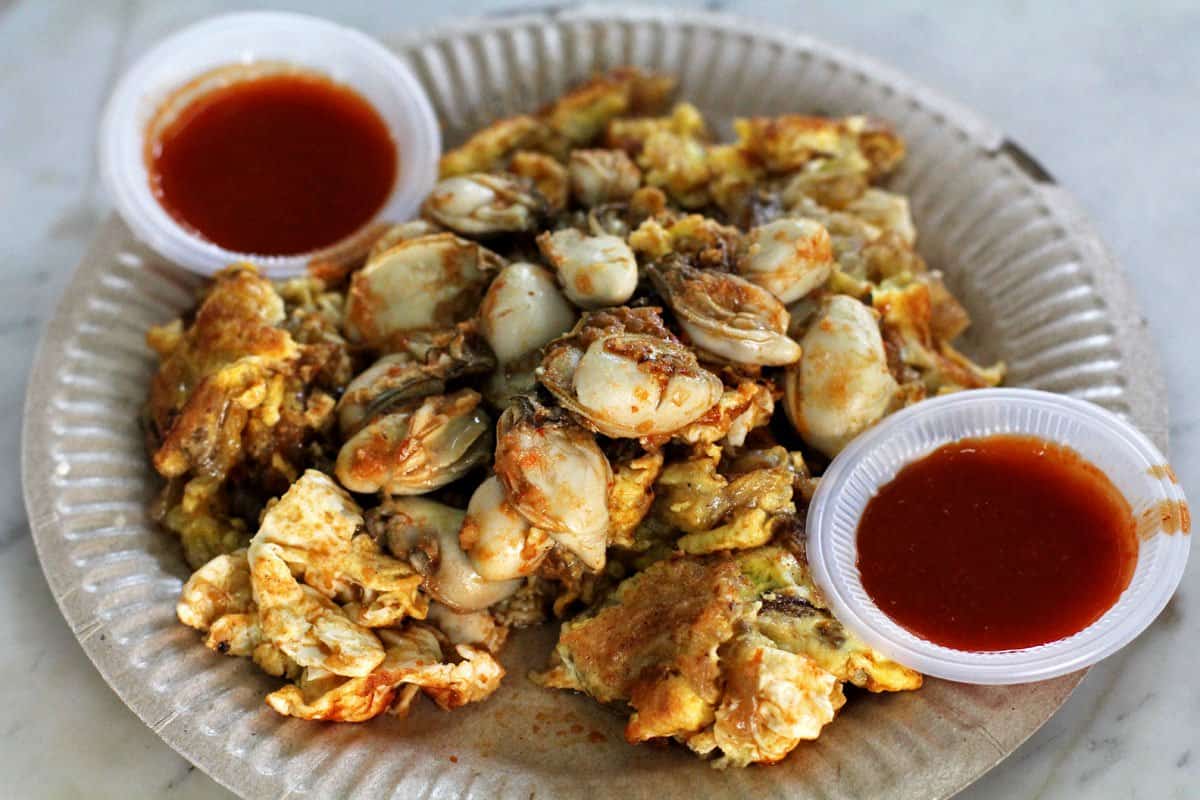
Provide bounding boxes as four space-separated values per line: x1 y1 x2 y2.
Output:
806 388 1190 684
98 11 440 277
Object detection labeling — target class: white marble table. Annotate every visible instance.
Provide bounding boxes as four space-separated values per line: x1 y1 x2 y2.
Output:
3 1 1196 797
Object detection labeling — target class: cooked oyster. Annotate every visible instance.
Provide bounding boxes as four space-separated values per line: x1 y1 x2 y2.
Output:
536 228 639 309
422 172 544 235
345 233 504 345
336 323 495 436
510 150 569 212
737 218 834 304
426 603 509 653
479 261 577 364
568 148 642 206
335 389 492 495
784 294 898 456
382 496 522 612
538 309 724 439
494 396 612 570
459 476 554 581
367 219 444 263
648 262 802 366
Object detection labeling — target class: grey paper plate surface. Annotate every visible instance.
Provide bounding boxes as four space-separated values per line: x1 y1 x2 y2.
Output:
22 6 1167 799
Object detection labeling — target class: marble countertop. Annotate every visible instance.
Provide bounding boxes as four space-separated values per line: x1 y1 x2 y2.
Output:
3 1 1196 797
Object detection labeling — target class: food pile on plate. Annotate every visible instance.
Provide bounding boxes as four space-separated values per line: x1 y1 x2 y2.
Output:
144 68 1002 767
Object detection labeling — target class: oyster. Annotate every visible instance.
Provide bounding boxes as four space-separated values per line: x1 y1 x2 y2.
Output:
737 218 834 304
538 309 724 439
422 173 544 235
649 262 802 366
494 397 612 570
783 295 898 456
536 228 638 309
335 389 492 495
345 233 504 345
479 261 577 364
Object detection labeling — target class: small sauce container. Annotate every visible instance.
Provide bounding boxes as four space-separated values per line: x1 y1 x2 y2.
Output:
806 388 1190 684
99 11 440 277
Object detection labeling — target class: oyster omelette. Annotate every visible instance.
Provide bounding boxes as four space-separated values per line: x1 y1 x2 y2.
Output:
144 68 1001 768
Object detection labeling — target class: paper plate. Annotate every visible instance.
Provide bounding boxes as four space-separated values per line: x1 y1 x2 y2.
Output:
21 5 1167 799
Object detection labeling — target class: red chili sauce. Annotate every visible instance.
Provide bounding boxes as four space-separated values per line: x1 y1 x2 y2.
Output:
149 72 397 255
856 434 1137 651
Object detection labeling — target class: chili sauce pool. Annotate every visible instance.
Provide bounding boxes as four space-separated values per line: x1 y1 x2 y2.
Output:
855 434 1138 652
148 71 397 256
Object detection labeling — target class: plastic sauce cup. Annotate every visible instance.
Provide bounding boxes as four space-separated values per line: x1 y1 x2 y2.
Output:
98 11 440 277
806 388 1190 684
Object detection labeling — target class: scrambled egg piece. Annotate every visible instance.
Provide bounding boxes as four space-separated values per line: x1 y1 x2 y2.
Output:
628 213 742 271
248 470 425 678
250 541 385 677
146 266 344 569
605 101 708 153
401 636 506 711
734 114 903 177
738 547 922 692
705 143 766 221
685 632 845 768
538 545 918 766
607 450 665 549
546 67 676 145
266 625 504 722
608 103 711 207
438 68 675 178
439 115 564 177
154 477 250 571
755 600 921 693
873 277 1005 395
734 115 844 172
781 150 872 210
652 444 795 555
176 549 299 678
179 473 500 724
146 265 298 481
177 550 252 630
536 556 758 743
674 381 775 447
252 470 428 625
